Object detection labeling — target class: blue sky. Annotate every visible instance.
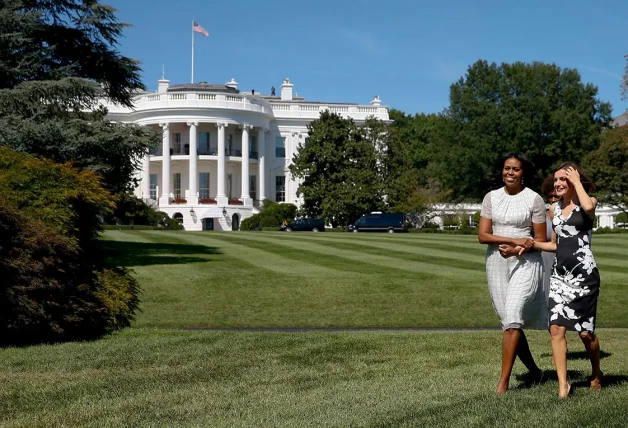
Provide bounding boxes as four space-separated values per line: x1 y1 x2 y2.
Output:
107 0 628 116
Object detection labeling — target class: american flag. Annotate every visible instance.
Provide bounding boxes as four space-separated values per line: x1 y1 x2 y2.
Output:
193 21 208 37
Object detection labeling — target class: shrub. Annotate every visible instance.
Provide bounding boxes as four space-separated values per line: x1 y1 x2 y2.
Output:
259 215 281 229
241 214 261 231
0 147 141 345
93 268 141 332
262 199 297 223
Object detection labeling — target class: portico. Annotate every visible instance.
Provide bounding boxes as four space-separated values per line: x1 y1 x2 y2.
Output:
145 120 267 209
101 76 390 230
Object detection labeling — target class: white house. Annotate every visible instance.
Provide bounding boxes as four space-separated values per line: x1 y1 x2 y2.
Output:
101 77 389 231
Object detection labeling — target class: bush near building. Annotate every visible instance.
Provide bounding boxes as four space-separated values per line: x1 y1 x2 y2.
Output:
0 147 140 345
240 199 298 230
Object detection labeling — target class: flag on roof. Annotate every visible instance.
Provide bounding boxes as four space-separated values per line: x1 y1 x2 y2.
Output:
193 21 208 37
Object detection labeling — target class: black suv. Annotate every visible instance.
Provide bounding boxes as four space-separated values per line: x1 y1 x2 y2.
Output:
348 212 407 233
281 218 325 232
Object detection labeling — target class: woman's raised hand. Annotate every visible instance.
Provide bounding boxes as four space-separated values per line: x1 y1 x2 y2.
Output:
564 166 581 186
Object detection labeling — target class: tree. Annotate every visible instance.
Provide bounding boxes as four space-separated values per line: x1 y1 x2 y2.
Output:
0 0 142 106
389 109 445 173
290 111 383 227
583 126 628 215
0 1 159 194
430 60 612 200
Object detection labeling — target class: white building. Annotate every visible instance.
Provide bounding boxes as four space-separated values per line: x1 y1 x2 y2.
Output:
101 77 389 231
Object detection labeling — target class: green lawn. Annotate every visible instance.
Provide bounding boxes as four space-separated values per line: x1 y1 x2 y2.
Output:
102 230 628 329
2 231 628 427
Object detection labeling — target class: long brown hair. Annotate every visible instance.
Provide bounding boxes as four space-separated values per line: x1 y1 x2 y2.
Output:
554 162 595 192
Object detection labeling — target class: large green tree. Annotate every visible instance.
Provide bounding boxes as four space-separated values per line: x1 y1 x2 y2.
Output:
583 126 628 215
290 111 383 227
429 60 612 200
0 0 158 194
0 0 153 344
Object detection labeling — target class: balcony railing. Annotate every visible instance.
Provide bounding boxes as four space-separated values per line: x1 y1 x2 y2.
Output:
102 92 272 115
149 148 259 159
225 149 242 157
198 147 218 155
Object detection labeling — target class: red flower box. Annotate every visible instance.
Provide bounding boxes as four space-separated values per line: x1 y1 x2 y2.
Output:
199 198 217 204
170 197 187 204
228 199 243 205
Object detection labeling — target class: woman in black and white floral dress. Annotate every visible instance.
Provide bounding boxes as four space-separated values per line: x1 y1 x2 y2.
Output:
533 162 602 398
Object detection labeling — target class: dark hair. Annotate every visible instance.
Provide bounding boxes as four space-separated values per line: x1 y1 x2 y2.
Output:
493 152 539 188
541 175 556 197
553 162 595 192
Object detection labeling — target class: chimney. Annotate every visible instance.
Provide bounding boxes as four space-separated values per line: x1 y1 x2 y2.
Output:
158 78 170 93
226 78 238 90
281 78 293 101
370 95 381 106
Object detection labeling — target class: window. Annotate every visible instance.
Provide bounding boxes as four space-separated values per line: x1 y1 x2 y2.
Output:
275 175 285 202
227 134 233 154
199 172 210 199
275 137 285 158
173 133 182 154
249 175 256 201
173 173 181 198
227 173 233 199
199 132 210 154
149 174 158 200
249 135 258 159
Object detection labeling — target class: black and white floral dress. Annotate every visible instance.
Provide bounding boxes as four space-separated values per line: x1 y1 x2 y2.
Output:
550 204 600 333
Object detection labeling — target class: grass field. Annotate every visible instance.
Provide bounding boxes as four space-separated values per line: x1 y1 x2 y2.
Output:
102 230 628 329
2 231 628 427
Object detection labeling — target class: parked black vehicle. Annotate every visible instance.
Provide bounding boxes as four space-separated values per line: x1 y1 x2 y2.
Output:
348 212 407 233
281 218 325 232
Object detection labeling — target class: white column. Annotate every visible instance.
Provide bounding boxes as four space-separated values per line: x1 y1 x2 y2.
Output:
241 124 251 205
258 128 266 202
159 123 170 205
216 122 227 204
142 153 150 199
187 121 199 204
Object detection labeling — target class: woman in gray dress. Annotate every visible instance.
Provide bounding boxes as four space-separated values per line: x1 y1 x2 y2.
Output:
478 152 547 394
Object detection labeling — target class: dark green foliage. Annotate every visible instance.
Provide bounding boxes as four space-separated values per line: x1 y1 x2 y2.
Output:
0 148 140 345
240 199 297 230
583 126 628 215
259 215 281 229
262 199 298 223
423 60 612 200
104 192 183 230
290 112 384 227
0 0 143 107
240 215 261 231
0 1 160 194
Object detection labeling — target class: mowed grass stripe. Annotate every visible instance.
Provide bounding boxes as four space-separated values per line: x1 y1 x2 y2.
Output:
217 232 486 278
185 232 430 281
169 232 360 279
169 234 495 328
259 234 485 273
272 233 487 264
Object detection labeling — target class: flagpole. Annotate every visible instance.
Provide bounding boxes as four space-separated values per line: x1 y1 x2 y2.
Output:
191 19 195 83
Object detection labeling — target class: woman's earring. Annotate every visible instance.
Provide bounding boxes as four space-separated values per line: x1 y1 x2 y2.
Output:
521 179 525 185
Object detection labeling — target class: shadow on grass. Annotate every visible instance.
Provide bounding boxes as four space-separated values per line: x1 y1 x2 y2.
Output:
102 241 221 267
515 368 628 390
540 350 612 360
